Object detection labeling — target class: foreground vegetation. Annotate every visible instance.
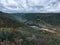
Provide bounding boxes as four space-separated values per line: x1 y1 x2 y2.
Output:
0 27 60 45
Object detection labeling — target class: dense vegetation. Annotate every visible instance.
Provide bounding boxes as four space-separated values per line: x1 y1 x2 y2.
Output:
0 12 60 45
0 27 60 45
23 13 60 26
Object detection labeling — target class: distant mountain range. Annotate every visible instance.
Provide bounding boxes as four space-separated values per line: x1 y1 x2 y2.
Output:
21 13 60 26
0 11 60 27
0 12 26 27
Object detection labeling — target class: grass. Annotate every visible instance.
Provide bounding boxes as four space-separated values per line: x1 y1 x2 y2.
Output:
0 26 60 45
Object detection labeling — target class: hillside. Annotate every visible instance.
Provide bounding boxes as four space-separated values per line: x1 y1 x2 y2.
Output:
22 13 60 25
0 12 60 45
0 12 26 28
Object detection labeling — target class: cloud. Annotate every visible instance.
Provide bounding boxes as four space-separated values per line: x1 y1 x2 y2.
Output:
0 0 60 13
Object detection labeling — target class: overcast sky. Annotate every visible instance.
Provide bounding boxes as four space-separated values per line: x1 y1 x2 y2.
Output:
0 0 60 13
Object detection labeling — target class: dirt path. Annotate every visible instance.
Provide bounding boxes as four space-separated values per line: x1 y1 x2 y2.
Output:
41 28 57 33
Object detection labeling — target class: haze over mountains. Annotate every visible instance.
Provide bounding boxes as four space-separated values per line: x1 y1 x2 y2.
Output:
0 12 60 26
0 12 60 30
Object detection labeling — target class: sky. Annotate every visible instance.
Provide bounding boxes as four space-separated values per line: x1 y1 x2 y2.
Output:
0 0 60 13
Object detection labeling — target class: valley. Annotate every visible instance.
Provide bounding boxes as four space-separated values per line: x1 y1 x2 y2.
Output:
0 12 60 45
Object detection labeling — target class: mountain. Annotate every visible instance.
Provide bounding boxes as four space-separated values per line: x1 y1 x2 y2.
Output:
0 12 60 45
22 13 60 26
1 12 60 27
0 12 26 28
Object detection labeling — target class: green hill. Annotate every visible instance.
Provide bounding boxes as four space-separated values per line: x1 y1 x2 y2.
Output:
0 12 60 45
